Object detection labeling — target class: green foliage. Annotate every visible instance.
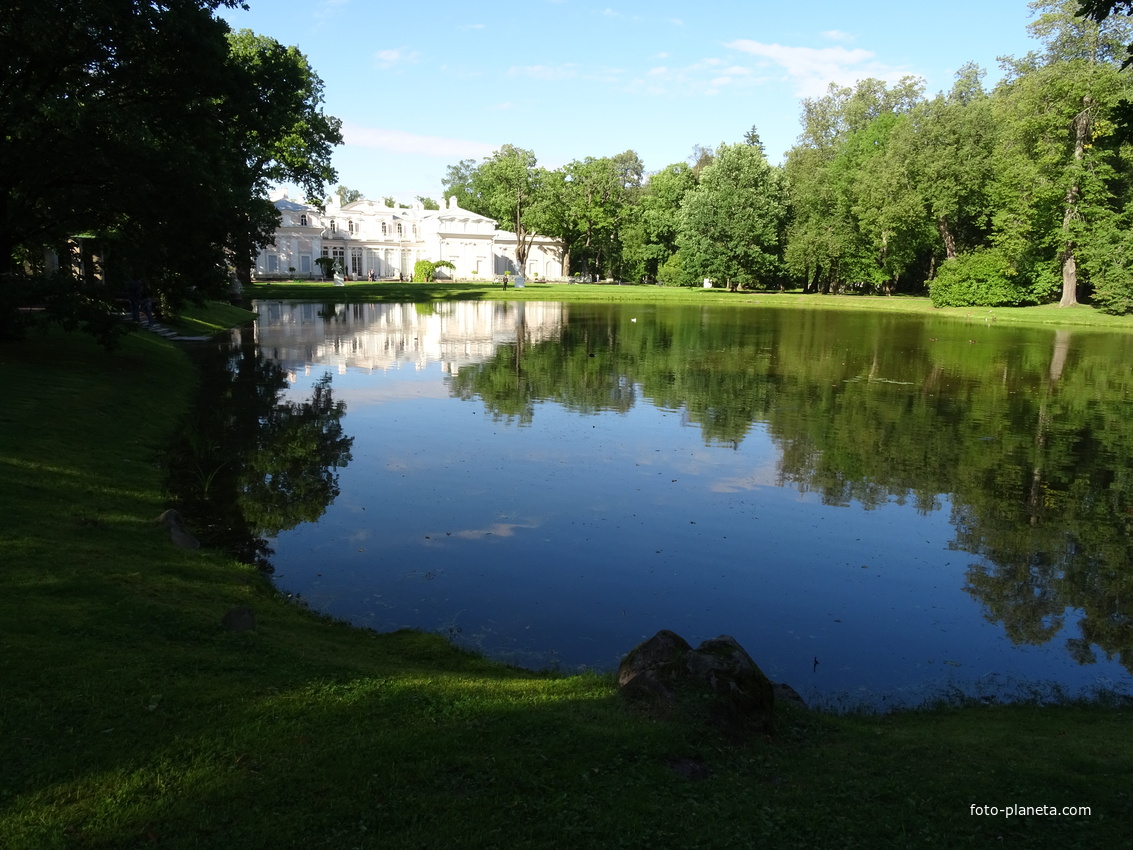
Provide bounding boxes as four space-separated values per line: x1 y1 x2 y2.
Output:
1084 218 1133 312
0 4 341 340
784 77 930 294
413 259 435 282
637 162 698 280
678 143 788 289
541 153 642 280
457 145 550 275
416 195 441 210
441 159 478 209
930 249 1026 307
656 251 687 286
333 185 363 205
984 2 1133 306
412 260 456 282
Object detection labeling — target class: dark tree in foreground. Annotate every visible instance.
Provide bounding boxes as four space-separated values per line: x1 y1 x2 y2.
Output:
0 1 341 340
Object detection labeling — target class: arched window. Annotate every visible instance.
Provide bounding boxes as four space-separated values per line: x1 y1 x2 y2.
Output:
348 220 355 235
330 220 337 234
300 214 307 226
381 221 387 236
397 223 403 237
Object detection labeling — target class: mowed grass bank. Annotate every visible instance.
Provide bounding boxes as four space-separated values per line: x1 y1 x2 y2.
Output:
1 316 1131 848
247 279 1133 331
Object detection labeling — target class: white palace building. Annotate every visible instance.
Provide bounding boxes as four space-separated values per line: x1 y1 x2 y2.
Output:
254 192 564 282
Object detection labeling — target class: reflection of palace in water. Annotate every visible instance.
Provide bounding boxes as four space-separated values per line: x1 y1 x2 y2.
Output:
248 300 566 376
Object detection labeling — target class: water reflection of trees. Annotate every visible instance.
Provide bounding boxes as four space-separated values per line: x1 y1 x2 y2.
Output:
168 333 353 569
450 305 1133 673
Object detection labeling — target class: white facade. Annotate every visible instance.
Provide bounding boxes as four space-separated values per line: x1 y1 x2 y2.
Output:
251 300 567 376
255 193 564 281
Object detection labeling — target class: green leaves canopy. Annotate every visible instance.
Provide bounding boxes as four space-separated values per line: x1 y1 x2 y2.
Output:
677 144 788 289
0 1 342 336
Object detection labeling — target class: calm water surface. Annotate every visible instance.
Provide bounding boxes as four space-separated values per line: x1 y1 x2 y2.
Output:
191 300 1133 708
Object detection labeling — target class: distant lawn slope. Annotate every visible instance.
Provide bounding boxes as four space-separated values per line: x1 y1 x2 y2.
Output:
1 316 1130 848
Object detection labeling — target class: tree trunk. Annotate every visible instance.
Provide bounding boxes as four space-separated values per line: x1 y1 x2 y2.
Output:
514 225 530 277
1059 97 1093 308
937 217 957 260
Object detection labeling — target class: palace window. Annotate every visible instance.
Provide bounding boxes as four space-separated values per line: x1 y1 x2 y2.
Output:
348 220 355 235
330 220 337 234
381 221 388 236
300 214 307 226
397 223 403 237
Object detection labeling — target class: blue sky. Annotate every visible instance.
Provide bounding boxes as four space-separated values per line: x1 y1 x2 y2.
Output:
218 0 1043 203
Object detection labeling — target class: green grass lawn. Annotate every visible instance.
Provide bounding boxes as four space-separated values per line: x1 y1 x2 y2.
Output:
1 302 1130 848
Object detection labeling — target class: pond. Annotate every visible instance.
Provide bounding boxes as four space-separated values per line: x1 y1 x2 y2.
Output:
173 299 1133 709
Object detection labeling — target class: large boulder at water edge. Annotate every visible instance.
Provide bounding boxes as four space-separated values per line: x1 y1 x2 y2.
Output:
617 630 777 737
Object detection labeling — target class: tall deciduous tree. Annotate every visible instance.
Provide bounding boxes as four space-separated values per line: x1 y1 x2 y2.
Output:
989 0 1133 307
636 162 698 281
441 159 479 209
333 186 364 205
0 2 342 340
543 153 643 279
1 0 239 337
890 64 998 265
784 77 926 293
462 145 548 275
677 143 788 290
224 29 342 286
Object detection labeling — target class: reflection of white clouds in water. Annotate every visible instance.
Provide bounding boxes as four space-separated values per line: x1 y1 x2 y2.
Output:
710 461 781 493
446 521 538 541
336 381 452 404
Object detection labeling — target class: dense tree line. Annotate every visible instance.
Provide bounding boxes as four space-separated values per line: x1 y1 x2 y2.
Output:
1 0 341 343
447 1 1133 313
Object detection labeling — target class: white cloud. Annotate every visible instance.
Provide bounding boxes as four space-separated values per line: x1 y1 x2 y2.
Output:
314 0 350 19
600 7 646 21
629 59 764 97
724 40 911 97
342 123 496 159
448 521 536 540
508 63 624 83
821 30 855 43
374 47 421 70
510 63 580 81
